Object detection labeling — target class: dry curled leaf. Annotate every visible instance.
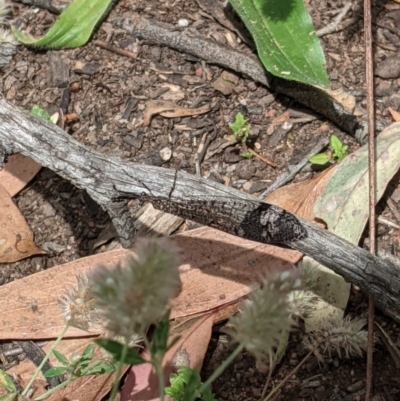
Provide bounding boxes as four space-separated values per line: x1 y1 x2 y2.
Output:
143 100 211 126
0 154 41 197
0 183 45 263
388 107 400 122
0 227 299 340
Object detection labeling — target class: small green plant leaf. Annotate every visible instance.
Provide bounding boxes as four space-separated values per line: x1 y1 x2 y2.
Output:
165 367 216 401
80 344 95 368
309 153 330 165
11 0 115 49
200 386 217 401
229 112 246 134
329 134 342 152
229 112 250 143
44 367 68 377
240 151 253 159
229 0 329 88
94 339 145 365
329 135 348 162
165 372 186 400
0 370 16 393
30 105 51 121
151 312 170 358
0 394 18 401
81 360 116 375
52 349 69 366
181 369 201 401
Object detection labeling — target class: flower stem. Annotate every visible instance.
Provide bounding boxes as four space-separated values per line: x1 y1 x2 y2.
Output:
108 339 129 401
34 378 72 400
22 324 70 397
199 344 244 394
143 337 165 401
262 343 320 401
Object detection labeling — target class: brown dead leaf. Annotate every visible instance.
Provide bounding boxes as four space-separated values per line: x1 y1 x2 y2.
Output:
272 110 290 125
0 154 41 197
143 100 211 126
0 184 45 263
266 110 290 135
212 71 239 95
121 312 216 401
170 227 300 318
265 166 336 221
0 227 299 340
388 107 400 122
0 249 131 339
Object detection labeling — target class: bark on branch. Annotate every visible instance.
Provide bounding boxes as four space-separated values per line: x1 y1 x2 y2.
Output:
0 97 399 321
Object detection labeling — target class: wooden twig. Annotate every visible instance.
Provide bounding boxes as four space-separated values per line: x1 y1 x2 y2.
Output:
119 14 367 141
316 2 352 37
364 0 376 397
258 136 330 199
0 97 400 323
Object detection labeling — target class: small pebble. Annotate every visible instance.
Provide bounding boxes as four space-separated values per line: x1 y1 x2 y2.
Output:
70 82 80 93
177 18 189 27
159 147 172 161
347 380 365 393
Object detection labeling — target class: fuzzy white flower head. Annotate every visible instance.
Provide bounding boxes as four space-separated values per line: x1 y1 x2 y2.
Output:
88 237 181 338
58 273 102 331
0 27 16 44
231 269 302 359
0 0 10 23
0 1 16 44
304 316 368 361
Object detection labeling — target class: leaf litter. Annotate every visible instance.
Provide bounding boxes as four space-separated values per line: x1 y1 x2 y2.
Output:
0 226 299 399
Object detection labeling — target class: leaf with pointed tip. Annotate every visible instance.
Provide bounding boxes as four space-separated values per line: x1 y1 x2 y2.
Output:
11 0 115 49
229 0 329 88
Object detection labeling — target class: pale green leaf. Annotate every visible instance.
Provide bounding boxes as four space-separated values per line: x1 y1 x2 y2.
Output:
314 122 400 244
0 370 16 393
229 0 329 87
329 134 342 152
307 123 400 331
309 153 329 165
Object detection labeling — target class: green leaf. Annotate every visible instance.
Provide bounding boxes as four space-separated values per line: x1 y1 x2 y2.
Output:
94 339 145 365
0 370 16 393
229 0 329 88
165 372 186 400
200 386 217 401
229 112 246 134
0 394 18 401
44 367 68 377
52 349 69 366
151 312 171 358
309 153 330 165
30 105 51 121
81 360 116 375
329 134 342 152
315 123 400 244
240 151 253 159
11 0 115 49
80 344 95 367
182 368 201 401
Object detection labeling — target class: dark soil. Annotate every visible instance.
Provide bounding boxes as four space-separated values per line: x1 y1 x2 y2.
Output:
1 0 400 400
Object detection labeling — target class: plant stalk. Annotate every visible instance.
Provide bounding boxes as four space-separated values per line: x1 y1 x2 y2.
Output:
199 344 244 394
22 324 70 397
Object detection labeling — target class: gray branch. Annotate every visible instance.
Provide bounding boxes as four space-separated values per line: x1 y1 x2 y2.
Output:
0 97 399 322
